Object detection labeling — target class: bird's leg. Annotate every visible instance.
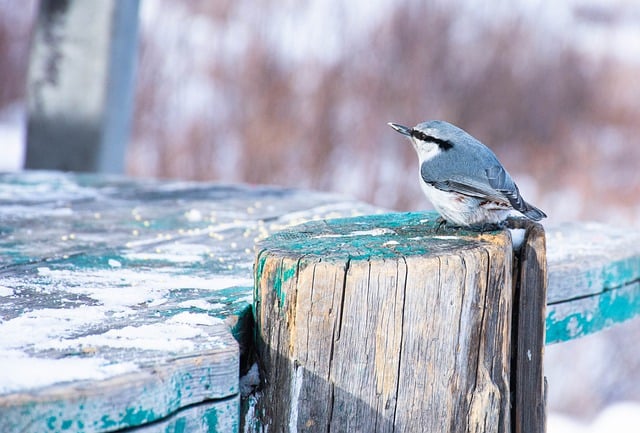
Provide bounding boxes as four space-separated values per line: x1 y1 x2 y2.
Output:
503 216 527 229
435 217 466 234
435 216 448 233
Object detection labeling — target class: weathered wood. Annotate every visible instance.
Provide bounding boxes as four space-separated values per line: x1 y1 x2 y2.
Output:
128 395 240 433
2 171 638 431
0 171 380 433
255 213 517 433
0 337 239 433
511 221 547 433
545 222 640 343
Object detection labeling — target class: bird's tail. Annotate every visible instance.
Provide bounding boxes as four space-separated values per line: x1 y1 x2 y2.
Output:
520 201 547 221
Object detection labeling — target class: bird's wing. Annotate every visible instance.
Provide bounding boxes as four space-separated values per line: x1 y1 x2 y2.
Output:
484 165 527 211
421 164 510 205
485 165 547 220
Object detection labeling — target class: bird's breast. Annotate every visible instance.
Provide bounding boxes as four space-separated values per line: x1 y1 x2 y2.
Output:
418 181 512 226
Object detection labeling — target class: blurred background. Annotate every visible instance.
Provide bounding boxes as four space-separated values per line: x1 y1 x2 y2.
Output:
1 0 640 431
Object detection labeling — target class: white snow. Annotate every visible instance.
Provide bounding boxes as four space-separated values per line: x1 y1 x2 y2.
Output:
316 227 395 238
167 311 223 326
178 299 223 310
0 350 138 395
509 228 526 251
239 362 261 397
37 319 224 353
0 306 109 350
549 402 640 433
184 208 203 222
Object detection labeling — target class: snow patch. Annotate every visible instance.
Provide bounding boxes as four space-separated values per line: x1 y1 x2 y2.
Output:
316 227 395 238
0 350 138 395
240 362 261 397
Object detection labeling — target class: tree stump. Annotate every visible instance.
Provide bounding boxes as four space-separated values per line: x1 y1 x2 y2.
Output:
254 212 546 433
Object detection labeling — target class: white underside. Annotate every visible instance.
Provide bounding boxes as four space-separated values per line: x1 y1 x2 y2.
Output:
419 181 512 226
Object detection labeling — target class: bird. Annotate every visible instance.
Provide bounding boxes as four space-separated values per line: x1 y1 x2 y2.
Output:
388 120 546 228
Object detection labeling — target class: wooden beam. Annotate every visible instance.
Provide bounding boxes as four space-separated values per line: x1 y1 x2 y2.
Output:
25 0 139 173
545 222 640 343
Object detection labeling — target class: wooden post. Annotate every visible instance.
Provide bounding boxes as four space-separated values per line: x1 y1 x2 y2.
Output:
25 0 139 173
254 212 546 433
511 221 547 433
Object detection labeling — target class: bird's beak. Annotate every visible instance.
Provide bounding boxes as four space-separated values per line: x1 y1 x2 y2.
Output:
387 122 412 137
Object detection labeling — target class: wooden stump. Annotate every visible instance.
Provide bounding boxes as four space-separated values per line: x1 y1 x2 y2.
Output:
254 212 546 433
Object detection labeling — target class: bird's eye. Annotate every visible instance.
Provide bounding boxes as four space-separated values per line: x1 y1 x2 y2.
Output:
410 129 453 150
410 130 428 141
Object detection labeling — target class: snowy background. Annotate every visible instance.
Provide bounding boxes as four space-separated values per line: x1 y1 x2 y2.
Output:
1 0 640 431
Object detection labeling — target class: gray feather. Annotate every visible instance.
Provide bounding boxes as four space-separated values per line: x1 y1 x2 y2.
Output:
485 165 547 220
422 169 510 205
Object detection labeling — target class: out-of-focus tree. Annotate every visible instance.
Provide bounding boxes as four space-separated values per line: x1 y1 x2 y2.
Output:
128 0 639 223
0 0 638 222
0 1 37 108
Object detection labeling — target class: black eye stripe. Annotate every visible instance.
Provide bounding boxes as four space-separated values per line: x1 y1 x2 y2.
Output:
410 129 454 151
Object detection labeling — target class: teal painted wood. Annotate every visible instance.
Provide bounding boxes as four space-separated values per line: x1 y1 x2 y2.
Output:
0 171 380 433
135 395 239 433
1 171 637 430
545 222 640 343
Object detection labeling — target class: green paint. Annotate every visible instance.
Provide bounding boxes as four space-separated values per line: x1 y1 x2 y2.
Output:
599 257 640 290
259 211 495 262
204 406 219 430
230 304 253 343
267 261 299 308
254 211 505 320
282 266 296 283
39 252 129 272
546 282 640 344
253 252 269 319
167 417 187 433
99 414 117 429
46 416 56 430
61 419 73 430
122 406 157 426
97 407 157 430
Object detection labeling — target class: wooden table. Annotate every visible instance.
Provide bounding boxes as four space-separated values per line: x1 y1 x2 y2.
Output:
0 171 380 432
1 171 639 432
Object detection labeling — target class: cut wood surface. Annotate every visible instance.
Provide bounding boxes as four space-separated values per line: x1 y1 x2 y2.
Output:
0 171 380 433
255 213 516 433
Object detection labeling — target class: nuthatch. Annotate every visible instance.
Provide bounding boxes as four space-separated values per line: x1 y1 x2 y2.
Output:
388 120 546 227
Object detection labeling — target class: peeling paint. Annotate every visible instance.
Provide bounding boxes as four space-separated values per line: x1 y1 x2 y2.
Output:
546 281 640 344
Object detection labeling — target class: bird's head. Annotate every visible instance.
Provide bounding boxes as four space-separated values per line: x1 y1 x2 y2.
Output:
388 120 464 161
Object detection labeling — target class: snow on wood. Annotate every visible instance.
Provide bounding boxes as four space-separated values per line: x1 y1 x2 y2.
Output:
0 171 380 433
